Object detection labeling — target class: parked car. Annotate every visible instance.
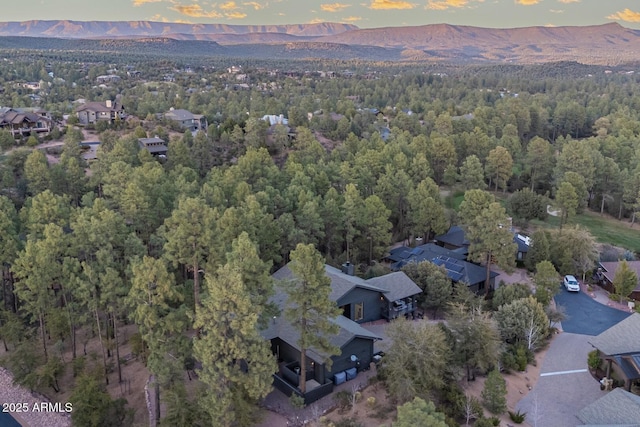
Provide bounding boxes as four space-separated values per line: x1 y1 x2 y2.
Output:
563 275 580 292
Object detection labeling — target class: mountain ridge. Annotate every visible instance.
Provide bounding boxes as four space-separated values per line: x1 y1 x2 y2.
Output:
1 20 639 65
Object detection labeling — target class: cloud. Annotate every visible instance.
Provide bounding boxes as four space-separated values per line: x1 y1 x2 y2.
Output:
308 18 326 24
426 0 470 10
321 3 351 12
515 0 540 5
133 0 162 5
171 4 223 18
220 1 240 10
243 1 265 10
225 11 248 19
607 8 640 23
368 0 415 10
342 16 363 22
549 9 563 13
557 0 579 3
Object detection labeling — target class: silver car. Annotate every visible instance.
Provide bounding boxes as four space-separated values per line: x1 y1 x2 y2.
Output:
563 275 580 292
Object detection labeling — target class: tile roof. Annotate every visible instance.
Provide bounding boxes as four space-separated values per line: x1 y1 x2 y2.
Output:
589 313 639 356
577 388 640 425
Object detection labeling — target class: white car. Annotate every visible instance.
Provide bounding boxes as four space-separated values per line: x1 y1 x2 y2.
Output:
563 275 580 292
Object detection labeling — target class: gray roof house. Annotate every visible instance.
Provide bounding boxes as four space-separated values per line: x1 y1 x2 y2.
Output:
76 100 125 125
589 313 638 391
164 108 207 133
138 137 167 156
388 243 499 294
263 262 420 404
577 387 640 426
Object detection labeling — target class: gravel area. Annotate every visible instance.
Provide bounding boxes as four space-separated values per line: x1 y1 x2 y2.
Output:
0 367 72 427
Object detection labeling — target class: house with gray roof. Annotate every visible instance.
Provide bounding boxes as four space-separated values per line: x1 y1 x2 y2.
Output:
163 108 207 133
264 262 421 403
138 137 167 156
387 243 499 294
589 313 638 391
577 387 640 426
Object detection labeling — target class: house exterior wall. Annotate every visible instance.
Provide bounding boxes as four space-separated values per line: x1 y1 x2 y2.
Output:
328 338 374 376
336 287 382 323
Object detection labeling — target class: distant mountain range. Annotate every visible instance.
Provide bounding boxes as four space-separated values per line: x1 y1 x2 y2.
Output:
1 20 639 65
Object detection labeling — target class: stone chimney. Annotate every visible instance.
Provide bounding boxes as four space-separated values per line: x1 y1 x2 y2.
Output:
105 100 112 108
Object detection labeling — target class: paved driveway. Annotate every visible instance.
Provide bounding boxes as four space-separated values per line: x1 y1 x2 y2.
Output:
554 288 630 336
517 333 607 427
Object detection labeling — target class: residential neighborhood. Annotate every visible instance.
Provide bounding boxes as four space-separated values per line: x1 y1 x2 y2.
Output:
3 26 640 427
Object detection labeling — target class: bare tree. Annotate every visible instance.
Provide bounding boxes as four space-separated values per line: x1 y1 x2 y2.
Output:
525 314 544 351
463 392 481 426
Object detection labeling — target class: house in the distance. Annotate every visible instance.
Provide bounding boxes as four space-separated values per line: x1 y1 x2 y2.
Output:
0 107 53 137
163 108 207 134
263 263 421 404
138 137 167 157
75 100 126 125
596 261 640 301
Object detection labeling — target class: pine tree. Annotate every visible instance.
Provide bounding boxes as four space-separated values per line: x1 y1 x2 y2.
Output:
482 369 507 414
285 243 341 394
194 263 276 427
612 260 638 303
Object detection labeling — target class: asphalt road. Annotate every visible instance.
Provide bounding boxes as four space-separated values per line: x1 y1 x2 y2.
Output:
554 287 631 336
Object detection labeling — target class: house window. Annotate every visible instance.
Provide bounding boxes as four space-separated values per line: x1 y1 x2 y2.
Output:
354 302 364 321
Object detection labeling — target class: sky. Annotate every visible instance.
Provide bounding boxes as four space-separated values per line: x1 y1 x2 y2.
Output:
6 0 640 30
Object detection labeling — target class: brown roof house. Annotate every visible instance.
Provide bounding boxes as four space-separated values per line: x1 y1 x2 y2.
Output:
589 313 640 392
0 107 52 137
597 261 640 301
76 100 125 125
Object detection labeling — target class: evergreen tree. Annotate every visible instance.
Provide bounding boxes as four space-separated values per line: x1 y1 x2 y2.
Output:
285 243 341 394
482 370 507 415
194 263 276 427
394 397 448 427
460 190 517 293
533 261 560 306
612 260 638 302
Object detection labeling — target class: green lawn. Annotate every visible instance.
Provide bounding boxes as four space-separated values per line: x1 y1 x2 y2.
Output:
532 211 640 253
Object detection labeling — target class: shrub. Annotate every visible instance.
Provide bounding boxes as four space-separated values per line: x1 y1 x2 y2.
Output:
366 396 376 408
509 409 527 423
334 390 352 412
588 350 601 371
473 417 500 427
515 346 528 371
334 418 363 427
290 393 305 409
